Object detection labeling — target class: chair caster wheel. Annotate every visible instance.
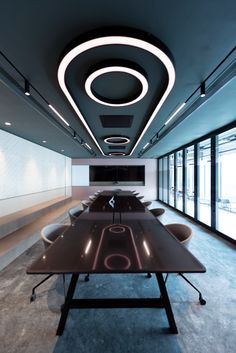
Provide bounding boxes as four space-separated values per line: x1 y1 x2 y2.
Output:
146 273 152 278
199 298 206 305
84 275 90 282
30 293 36 302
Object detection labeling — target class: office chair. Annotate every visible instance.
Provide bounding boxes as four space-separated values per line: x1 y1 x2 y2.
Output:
143 201 152 208
165 223 206 305
68 204 83 224
30 223 68 302
68 206 90 282
146 208 166 278
150 208 165 217
81 200 91 209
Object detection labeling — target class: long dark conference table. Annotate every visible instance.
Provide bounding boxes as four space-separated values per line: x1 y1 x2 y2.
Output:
27 190 206 335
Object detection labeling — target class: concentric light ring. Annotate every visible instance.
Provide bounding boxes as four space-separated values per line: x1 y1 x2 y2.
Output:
104 136 130 145
108 152 126 156
85 66 148 107
58 34 175 156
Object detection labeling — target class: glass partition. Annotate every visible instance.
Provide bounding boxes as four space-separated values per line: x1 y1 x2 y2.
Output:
168 154 175 206
163 156 168 203
197 139 211 226
185 145 195 217
158 123 236 243
216 128 236 239
158 158 163 201
176 150 183 211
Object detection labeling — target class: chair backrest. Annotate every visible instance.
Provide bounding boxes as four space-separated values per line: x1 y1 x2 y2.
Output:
68 204 83 223
41 224 68 249
150 208 165 217
165 223 192 247
143 201 152 207
81 200 91 209
138 195 144 200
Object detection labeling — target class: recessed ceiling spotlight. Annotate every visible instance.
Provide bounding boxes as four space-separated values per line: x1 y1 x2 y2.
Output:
108 152 126 156
85 66 148 107
58 32 175 156
200 82 206 98
61 149 64 152
42 140 47 143
24 79 30 96
104 136 130 145
4 121 11 126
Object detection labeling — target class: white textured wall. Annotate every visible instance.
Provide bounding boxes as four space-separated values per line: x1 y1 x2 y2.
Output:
0 129 72 217
72 158 157 201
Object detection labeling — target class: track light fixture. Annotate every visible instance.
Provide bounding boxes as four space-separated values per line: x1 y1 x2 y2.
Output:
200 82 206 97
24 80 30 96
73 131 77 139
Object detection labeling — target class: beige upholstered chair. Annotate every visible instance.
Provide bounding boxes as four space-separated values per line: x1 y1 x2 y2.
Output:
143 201 152 208
165 223 192 247
30 224 68 302
81 200 91 209
68 205 84 224
150 208 165 217
164 223 206 305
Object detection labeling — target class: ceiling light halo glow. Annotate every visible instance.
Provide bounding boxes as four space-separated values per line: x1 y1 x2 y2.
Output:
58 34 176 156
108 152 126 156
104 136 130 145
85 66 148 107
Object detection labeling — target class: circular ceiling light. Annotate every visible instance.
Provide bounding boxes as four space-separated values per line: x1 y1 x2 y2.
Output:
85 66 148 107
108 152 126 156
104 136 130 145
58 32 176 156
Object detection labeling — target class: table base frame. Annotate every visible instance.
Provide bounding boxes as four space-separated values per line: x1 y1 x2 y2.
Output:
56 273 178 335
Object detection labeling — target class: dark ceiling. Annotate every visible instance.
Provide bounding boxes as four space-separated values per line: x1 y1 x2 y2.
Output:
0 0 236 159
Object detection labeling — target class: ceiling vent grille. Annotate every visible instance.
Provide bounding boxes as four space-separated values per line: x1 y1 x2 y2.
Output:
108 146 126 150
100 115 133 128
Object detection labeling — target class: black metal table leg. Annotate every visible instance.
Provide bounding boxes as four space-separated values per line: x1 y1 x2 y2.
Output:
56 274 79 335
155 273 178 334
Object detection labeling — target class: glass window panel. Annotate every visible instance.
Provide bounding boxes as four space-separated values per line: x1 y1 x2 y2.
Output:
168 154 175 206
185 145 195 217
197 139 211 225
176 150 183 211
163 156 168 202
216 127 236 240
159 159 163 201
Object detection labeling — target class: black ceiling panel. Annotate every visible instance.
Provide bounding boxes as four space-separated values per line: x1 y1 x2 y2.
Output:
100 115 134 128
108 146 126 150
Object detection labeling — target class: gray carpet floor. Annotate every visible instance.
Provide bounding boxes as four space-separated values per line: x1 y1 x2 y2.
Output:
1 203 236 353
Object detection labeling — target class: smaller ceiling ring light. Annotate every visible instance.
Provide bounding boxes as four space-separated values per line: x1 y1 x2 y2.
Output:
108 152 126 156
104 136 130 145
85 66 148 107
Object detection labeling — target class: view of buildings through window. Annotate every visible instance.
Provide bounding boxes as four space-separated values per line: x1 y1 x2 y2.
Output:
158 125 236 241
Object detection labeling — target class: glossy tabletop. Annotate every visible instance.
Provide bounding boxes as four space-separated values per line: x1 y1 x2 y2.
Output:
27 194 206 275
